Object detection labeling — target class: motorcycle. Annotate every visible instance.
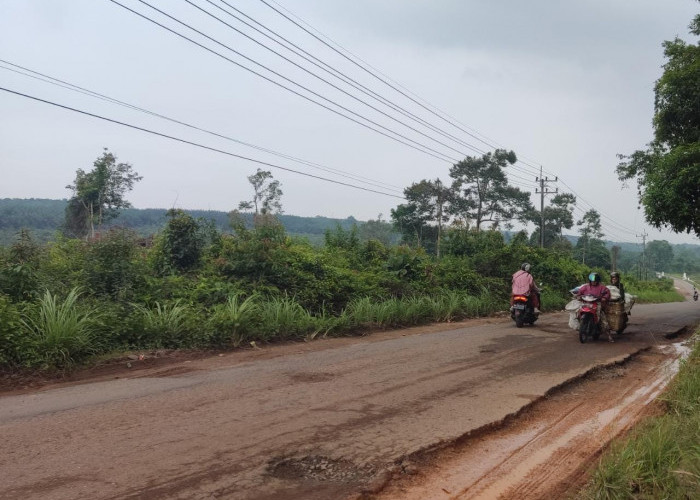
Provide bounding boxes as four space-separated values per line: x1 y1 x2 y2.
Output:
694 292 698 302
578 294 603 343
511 293 539 328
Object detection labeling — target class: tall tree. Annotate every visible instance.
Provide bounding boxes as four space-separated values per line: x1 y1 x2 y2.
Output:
646 240 674 272
617 10 700 236
390 178 451 254
527 192 577 247
576 209 604 265
449 150 533 231
64 149 142 239
238 169 283 215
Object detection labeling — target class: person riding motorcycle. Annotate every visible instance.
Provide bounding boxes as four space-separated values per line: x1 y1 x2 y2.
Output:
693 287 698 301
511 263 540 314
576 272 613 341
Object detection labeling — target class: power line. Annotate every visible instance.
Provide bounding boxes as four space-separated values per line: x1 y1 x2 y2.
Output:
108 0 458 164
197 0 490 157
0 59 404 194
172 0 484 160
0 86 405 199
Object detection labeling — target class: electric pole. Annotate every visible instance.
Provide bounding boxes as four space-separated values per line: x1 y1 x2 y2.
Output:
636 231 648 280
535 166 557 248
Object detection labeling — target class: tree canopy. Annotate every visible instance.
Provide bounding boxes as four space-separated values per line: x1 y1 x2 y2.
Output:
64 149 141 239
617 10 700 236
449 150 533 231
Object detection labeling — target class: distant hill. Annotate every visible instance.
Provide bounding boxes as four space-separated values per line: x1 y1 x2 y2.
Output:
0 198 370 246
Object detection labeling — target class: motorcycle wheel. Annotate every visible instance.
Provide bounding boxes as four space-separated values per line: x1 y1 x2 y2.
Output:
579 315 590 343
515 310 524 328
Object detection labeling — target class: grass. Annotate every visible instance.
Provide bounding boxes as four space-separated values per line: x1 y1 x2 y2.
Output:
209 292 259 347
580 333 700 499
135 300 191 348
21 288 99 368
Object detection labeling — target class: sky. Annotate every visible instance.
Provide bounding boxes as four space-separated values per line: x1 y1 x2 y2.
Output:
1 0 699 245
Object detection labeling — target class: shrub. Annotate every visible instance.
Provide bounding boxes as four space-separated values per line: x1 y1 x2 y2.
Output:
209 293 259 347
21 288 99 368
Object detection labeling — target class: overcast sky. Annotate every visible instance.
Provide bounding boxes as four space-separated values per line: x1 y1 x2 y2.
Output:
1 0 699 245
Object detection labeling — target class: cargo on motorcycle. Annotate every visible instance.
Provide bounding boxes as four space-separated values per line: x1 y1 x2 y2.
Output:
566 271 635 343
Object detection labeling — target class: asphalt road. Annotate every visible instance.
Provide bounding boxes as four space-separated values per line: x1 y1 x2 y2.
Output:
2 280 699 500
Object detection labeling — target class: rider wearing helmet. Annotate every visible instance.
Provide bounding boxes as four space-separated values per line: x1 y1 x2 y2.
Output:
511 262 540 313
577 272 611 305
610 271 625 302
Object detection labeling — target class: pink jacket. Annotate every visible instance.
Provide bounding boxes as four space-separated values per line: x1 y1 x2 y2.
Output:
577 283 610 303
512 270 538 295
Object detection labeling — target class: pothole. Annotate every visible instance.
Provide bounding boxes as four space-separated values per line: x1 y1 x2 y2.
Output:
268 455 376 483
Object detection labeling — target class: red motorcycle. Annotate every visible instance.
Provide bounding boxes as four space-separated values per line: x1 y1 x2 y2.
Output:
578 294 602 343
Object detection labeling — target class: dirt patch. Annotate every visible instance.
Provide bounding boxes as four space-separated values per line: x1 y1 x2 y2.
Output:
366 344 687 500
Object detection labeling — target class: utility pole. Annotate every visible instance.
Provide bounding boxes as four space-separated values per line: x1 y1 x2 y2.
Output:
535 166 558 248
636 231 648 280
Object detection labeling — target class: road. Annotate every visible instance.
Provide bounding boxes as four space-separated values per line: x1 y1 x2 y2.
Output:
1 280 699 500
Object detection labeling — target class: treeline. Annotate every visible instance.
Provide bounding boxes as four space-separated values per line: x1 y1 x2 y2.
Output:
0 198 391 246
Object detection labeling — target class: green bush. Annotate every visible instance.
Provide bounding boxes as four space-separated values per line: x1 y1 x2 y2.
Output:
0 294 36 367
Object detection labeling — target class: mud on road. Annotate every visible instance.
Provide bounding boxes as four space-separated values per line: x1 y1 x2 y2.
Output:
369 341 691 500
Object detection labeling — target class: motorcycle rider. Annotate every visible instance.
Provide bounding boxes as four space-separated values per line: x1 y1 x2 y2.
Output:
511 263 540 314
693 287 698 301
576 272 613 341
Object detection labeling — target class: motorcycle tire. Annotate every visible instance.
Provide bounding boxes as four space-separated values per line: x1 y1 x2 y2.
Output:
579 315 590 343
515 310 524 328
592 326 600 341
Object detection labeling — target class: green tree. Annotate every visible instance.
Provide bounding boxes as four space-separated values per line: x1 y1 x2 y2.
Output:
390 179 451 255
238 169 283 215
527 193 577 248
64 149 142 239
646 240 674 272
576 209 604 265
449 150 533 231
617 11 700 236
153 209 214 273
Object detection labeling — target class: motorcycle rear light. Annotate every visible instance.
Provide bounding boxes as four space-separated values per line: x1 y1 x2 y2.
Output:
513 295 528 302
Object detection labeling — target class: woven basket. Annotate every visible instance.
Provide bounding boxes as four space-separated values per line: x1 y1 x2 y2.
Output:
607 301 625 331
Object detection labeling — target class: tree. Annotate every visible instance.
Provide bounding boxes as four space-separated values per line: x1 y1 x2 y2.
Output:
390 179 451 254
527 193 577 248
646 240 674 272
238 169 283 215
449 150 533 231
64 149 142 239
617 11 700 236
576 209 604 265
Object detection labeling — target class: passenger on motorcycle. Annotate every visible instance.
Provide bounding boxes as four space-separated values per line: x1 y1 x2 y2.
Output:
511 263 540 313
610 272 625 302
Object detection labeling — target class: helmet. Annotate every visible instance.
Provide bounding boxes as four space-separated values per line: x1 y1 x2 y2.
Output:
521 262 531 272
610 272 620 279
588 272 601 284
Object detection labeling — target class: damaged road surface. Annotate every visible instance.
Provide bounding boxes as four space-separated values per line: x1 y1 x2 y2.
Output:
1 296 699 499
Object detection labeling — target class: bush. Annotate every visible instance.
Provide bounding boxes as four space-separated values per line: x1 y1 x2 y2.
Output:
21 288 99 369
0 294 36 367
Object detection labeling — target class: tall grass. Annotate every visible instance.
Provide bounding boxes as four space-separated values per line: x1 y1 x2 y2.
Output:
581 334 700 499
209 293 259 347
21 288 98 368
634 289 685 304
135 300 191 347
256 296 314 340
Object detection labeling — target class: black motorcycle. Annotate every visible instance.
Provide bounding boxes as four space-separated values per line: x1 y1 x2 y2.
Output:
511 293 539 328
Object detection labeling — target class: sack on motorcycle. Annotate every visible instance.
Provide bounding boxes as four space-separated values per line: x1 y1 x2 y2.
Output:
565 299 582 311
624 294 635 313
568 312 580 330
607 285 621 301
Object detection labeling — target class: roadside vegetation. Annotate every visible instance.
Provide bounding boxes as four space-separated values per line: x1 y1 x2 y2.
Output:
1 147 696 372
581 332 700 499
